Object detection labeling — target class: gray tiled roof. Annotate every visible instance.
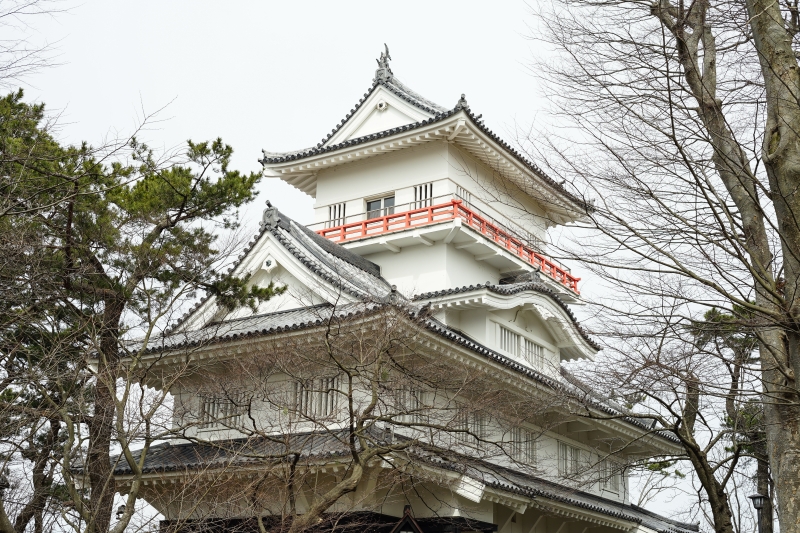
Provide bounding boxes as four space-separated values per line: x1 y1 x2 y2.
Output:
413 281 600 351
468 463 698 533
150 303 341 351
112 431 354 475
273 214 391 298
168 207 393 333
419 316 677 442
116 432 696 533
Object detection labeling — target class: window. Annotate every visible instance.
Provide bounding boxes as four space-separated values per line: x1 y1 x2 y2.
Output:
366 195 395 219
559 442 582 476
600 459 622 492
327 203 346 227
472 412 489 449
200 394 246 429
499 326 546 369
396 386 423 423
456 185 471 204
523 339 545 368
293 376 340 418
499 326 520 356
510 427 536 463
414 183 434 209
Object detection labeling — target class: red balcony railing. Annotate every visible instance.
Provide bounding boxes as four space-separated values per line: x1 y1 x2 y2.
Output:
316 200 580 294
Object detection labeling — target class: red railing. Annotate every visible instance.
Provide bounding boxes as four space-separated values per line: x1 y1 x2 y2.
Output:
316 200 580 294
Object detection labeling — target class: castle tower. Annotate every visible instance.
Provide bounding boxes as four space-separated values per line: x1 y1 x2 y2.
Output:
117 48 697 533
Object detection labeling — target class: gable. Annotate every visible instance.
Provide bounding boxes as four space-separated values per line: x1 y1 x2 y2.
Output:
175 207 392 333
325 85 434 147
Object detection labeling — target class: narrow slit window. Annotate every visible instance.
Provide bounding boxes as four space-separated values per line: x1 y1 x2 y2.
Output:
499 326 520 357
200 394 245 429
327 203 346 227
414 183 434 209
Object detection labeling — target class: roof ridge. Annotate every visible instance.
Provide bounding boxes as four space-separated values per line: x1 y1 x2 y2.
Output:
204 302 332 328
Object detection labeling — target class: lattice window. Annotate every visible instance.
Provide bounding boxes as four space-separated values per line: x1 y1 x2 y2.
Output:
559 442 582 476
293 376 340 419
396 386 424 423
510 427 536 463
456 185 472 204
499 326 520 356
200 394 246 429
600 459 622 492
523 339 545 368
327 203 346 228
414 183 434 209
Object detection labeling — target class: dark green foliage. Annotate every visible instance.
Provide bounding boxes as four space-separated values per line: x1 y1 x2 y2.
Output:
0 89 283 533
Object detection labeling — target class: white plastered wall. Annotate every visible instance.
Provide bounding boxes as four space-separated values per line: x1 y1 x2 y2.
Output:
445 143 550 245
313 142 449 224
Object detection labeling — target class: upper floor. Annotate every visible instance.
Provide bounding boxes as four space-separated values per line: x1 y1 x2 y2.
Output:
261 52 590 300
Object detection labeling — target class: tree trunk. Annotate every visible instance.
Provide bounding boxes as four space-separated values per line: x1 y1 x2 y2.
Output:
743 2 800 532
87 300 123 533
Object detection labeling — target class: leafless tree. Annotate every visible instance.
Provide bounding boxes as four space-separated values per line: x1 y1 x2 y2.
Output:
130 292 623 533
475 0 800 531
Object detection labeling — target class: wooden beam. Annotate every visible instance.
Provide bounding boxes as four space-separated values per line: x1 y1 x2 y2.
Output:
448 119 466 141
499 511 515 532
414 233 434 246
526 515 545 533
379 239 400 253
476 251 499 261
443 222 462 244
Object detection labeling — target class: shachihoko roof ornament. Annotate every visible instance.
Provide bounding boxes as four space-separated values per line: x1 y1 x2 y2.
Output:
374 43 393 82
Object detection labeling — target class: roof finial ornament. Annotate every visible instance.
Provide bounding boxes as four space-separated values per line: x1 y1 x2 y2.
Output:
374 43 393 83
261 202 280 229
455 93 469 110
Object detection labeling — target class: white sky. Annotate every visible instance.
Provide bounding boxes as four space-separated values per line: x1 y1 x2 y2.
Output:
21 0 547 228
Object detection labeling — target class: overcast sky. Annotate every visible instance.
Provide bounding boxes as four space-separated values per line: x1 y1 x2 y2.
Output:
20 0 547 227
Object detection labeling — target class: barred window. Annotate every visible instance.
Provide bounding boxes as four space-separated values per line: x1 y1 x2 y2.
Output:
396 386 423 423
600 459 622 492
472 412 489 449
456 185 472 204
559 442 582 476
510 427 536 463
293 376 340 418
499 326 546 369
200 394 246 429
414 182 434 209
327 203 346 227
523 339 545 368
499 326 520 356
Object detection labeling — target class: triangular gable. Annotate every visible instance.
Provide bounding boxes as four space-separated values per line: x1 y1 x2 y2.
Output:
175 206 392 333
389 506 425 533
325 84 435 147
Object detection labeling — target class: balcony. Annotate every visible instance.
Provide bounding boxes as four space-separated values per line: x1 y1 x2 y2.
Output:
314 198 580 295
